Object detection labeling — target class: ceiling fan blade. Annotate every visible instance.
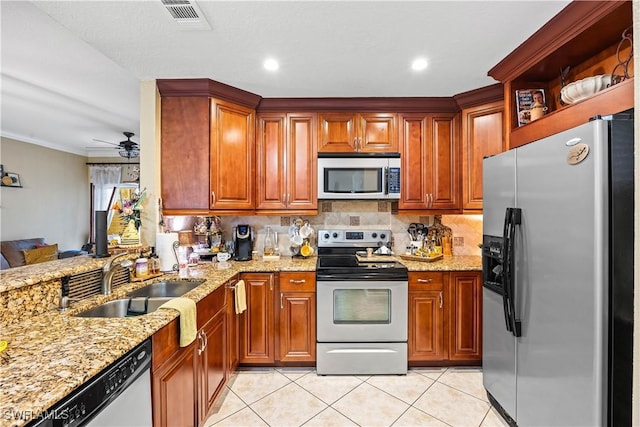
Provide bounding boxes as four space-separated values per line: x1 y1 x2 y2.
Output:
91 138 120 147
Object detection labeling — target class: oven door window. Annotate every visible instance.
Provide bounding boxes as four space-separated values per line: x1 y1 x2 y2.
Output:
324 168 382 194
333 289 391 324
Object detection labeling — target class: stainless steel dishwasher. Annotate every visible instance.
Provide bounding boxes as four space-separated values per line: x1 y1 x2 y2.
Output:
28 339 152 427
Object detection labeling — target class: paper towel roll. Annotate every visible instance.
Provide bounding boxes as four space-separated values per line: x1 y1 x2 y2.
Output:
157 233 179 272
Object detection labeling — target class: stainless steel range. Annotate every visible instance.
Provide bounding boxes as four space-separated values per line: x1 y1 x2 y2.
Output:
316 229 408 375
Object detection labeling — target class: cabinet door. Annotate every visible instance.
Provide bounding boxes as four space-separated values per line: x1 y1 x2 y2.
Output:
152 343 198 427
279 292 316 362
358 113 398 152
226 285 239 376
239 273 275 364
399 114 429 209
278 272 316 362
199 310 227 424
449 271 482 361
461 102 504 211
210 98 255 210
161 97 210 213
429 114 460 210
409 291 445 361
286 113 317 210
256 114 287 210
318 113 357 152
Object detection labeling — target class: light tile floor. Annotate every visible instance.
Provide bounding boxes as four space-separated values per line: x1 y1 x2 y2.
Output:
204 367 510 427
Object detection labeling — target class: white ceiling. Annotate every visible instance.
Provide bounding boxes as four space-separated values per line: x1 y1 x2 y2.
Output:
1 0 570 157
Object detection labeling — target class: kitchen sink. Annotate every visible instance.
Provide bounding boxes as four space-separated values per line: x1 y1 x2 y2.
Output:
126 279 206 298
74 297 173 318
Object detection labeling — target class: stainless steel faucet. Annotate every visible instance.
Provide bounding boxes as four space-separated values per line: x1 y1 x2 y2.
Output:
102 252 134 295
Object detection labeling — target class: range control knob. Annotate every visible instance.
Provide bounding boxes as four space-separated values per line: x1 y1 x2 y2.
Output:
332 232 338 238
372 233 377 238
380 233 386 240
323 233 330 239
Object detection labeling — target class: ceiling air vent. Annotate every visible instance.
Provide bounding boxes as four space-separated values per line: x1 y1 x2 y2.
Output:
161 0 211 30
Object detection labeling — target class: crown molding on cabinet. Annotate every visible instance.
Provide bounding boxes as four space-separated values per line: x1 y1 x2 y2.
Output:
453 83 503 110
157 78 262 109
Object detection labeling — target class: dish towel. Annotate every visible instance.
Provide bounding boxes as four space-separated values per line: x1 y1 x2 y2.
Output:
235 280 247 314
159 297 197 347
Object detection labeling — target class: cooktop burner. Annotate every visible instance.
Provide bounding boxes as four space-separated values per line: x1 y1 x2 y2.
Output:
316 229 408 281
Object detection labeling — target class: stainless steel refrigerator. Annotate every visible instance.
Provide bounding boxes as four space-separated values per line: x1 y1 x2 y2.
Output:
482 110 634 427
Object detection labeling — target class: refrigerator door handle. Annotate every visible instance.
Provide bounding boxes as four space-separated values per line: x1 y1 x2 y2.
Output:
502 208 514 334
504 207 522 337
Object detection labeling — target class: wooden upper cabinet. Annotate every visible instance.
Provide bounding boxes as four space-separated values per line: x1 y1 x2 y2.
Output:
210 98 255 211
461 101 504 211
256 113 317 212
318 113 356 152
318 112 397 152
487 1 633 148
161 97 211 214
399 113 460 211
256 114 287 210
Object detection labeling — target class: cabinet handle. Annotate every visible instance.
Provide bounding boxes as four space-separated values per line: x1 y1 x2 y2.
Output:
417 278 433 283
280 292 284 309
439 291 443 309
287 193 290 205
211 191 216 207
270 280 273 291
197 331 205 355
429 193 434 208
289 279 306 284
203 330 208 350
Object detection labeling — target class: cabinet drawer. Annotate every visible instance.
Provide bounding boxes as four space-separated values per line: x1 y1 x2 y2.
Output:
279 272 316 292
409 272 444 291
197 285 225 328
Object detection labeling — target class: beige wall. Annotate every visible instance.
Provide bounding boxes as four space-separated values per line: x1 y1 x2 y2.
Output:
0 137 90 250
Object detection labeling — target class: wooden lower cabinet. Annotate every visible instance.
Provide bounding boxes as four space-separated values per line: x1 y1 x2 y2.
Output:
278 272 316 363
152 336 198 427
408 272 446 361
239 273 275 364
152 285 228 427
198 310 226 425
226 282 239 376
408 271 482 365
448 271 482 361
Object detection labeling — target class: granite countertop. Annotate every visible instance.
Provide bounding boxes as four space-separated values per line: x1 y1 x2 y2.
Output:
0 254 479 427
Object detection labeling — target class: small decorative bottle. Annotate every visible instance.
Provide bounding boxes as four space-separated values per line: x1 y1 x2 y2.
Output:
263 226 275 256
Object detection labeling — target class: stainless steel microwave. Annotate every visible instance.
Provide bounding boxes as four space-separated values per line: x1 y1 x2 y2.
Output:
317 153 401 200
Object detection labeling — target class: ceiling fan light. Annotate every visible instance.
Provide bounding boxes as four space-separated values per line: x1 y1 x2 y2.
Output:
119 149 139 159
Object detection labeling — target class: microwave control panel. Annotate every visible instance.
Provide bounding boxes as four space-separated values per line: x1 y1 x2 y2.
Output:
387 167 400 194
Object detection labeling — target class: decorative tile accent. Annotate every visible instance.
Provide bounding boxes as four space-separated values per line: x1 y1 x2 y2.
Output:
349 216 360 226
454 236 465 247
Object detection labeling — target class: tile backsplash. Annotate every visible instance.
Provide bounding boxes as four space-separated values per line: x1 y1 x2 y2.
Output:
164 201 482 257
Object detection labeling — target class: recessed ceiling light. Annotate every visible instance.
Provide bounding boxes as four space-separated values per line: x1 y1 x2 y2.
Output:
411 58 428 71
264 58 279 71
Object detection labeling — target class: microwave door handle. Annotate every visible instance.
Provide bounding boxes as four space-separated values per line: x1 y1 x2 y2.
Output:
384 167 389 195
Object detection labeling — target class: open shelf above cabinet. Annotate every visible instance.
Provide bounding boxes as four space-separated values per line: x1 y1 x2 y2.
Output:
488 0 633 149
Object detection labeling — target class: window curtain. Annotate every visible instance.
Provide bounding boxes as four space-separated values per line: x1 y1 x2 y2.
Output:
89 166 122 242
90 166 122 210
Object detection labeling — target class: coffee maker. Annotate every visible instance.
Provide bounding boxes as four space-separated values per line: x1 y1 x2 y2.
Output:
233 225 253 261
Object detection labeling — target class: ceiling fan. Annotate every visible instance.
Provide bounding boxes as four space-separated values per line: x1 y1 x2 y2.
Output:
92 131 140 159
